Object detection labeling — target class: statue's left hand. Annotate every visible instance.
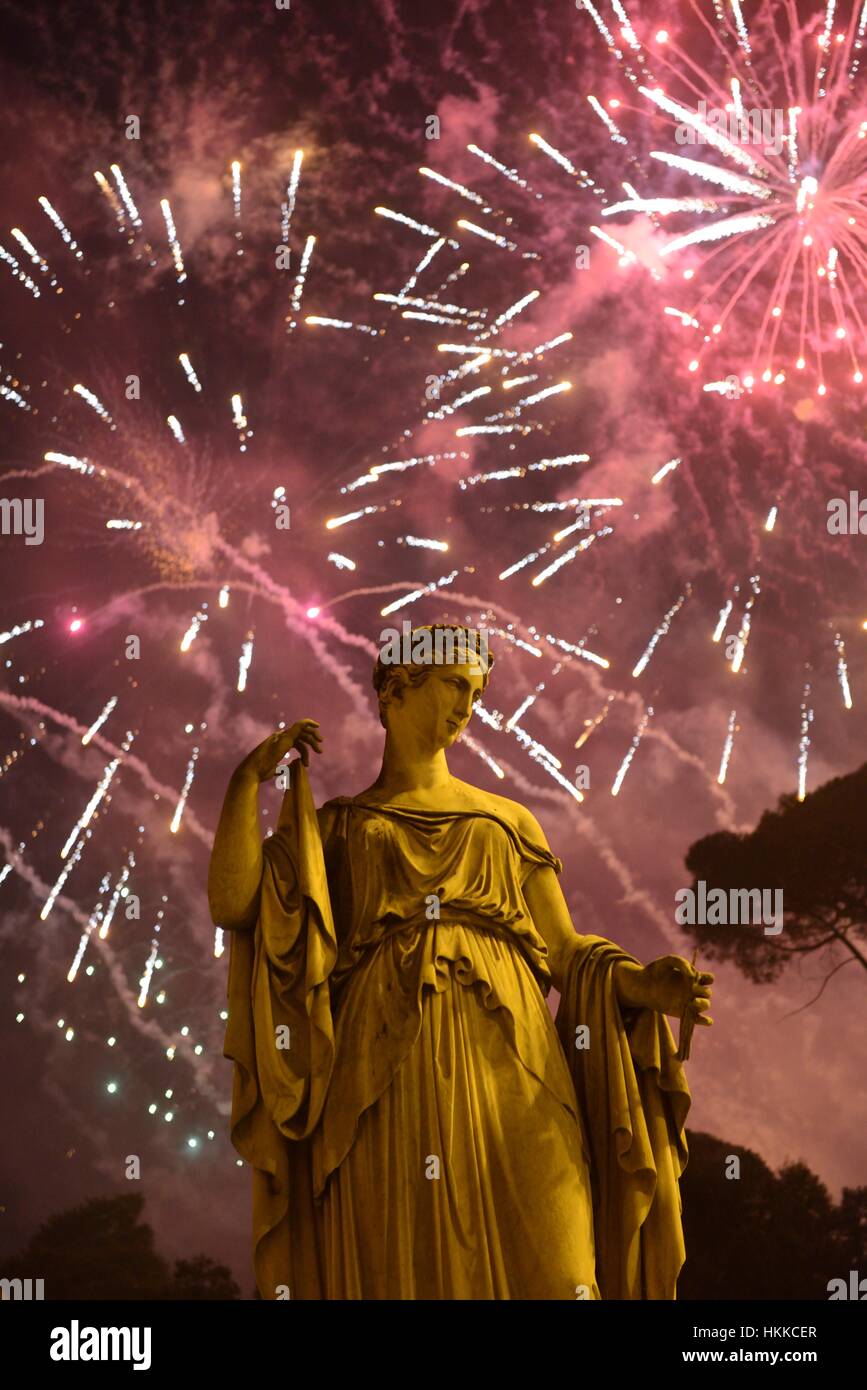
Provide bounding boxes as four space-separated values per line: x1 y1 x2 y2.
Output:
636 955 714 1025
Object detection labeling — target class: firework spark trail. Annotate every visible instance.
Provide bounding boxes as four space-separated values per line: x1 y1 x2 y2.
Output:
399 237 447 298
834 631 854 707
1 243 42 298
80 700 117 745
587 94 628 144
67 910 98 983
545 631 609 669
67 871 116 979
631 590 691 677
236 632 254 692
180 610 208 651
0 617 45 645
93 170 125 228
467 143 543 198
374 292 486 321
528 132 592 182
404 308 475 328
512 723 585 802
41 833 88 920
374 205 460 248
717 708 738 785
380 570 459 615
797 683 815 800
575 697 614 749
160 198 186 286
473 291 540 346
728 576 761 673
109 164 142 228
99 861 132 939
419 165 495 213
1 381 32 411
281 148 304 244
611 706 654 797
427 385 491 421
459 730 505 779
651 457 681 484
10 228 59 288
230 393 250 450
40 453 95 475
0 827 222 1102
0 692 214 847
531 525 614 586
73 383 114 427
230 160 243 254
305 315 381 336
170 747 200 833
137 938 160 1008
288 234 316 330
459 456 591 489
588 224 638 264
342 452 465 493
482 380 571 423
505 690 539 732
59 743 128 859
38 196 83 258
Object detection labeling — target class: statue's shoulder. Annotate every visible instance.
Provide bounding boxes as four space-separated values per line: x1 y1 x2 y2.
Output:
315 796 353 835
451 778 543 840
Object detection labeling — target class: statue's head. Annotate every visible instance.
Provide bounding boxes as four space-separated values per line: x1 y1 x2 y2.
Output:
372 623 494 747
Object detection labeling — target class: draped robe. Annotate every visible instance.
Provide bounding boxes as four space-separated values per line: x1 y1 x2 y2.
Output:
223 759 691 1299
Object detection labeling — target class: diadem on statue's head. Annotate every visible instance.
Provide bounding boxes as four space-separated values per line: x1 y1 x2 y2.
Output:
372 622 494 729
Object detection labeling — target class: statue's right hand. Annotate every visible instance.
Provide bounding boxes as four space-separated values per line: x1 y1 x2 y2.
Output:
234 719 323 783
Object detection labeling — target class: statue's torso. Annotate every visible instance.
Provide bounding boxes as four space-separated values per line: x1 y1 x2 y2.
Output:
315 793 561 985
305 796 579 1196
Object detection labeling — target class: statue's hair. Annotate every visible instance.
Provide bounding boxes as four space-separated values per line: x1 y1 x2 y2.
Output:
372 624 495 729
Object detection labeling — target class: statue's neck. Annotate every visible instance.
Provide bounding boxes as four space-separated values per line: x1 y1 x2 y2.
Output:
371 735 451 795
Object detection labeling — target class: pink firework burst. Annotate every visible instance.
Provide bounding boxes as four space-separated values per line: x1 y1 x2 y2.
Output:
586 0 867 396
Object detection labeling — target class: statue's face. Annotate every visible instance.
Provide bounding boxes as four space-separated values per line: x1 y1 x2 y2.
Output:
398 663 486 749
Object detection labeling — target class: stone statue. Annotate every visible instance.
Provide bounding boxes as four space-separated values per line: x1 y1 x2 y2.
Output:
208 625 713 1299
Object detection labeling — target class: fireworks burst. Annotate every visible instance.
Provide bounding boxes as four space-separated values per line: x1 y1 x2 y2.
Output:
588 0 867 394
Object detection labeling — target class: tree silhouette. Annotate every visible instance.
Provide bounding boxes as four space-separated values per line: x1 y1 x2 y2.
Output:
833 1185 867 1269
679 1131 864 1300
171 1254 240 1300
683 762 867 991
0 1192 239 1300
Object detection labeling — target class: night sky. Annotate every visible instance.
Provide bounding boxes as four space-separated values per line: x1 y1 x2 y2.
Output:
1 0 865 1291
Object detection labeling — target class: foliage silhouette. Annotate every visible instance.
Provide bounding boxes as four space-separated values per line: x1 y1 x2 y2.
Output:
683 763 867 990
0 1192 239 1300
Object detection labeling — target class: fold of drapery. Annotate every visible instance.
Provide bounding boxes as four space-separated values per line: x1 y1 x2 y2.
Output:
554 938 691 1299
223 758 337 1299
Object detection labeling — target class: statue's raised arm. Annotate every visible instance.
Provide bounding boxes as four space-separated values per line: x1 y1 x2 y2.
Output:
207 719 322 931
